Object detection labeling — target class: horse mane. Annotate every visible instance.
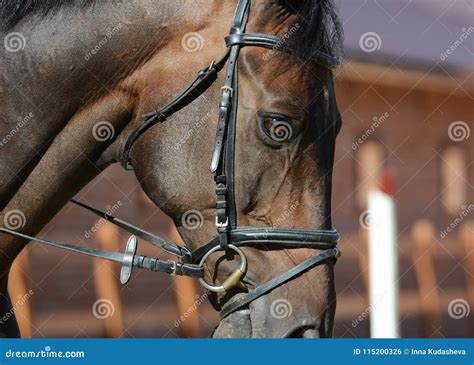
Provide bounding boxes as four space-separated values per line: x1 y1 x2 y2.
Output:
0 0 95 30
279 0 343 61
2 0 343 61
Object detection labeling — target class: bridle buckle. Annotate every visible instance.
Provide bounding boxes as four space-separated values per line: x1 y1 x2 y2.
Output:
215 216 229 228
220 86 234 97
208 60 216 72
168 260 177 276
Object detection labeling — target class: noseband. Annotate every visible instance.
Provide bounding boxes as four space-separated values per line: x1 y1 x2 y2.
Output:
1 0 341 320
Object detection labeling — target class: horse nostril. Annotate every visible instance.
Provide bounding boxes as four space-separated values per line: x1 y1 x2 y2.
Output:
283 324 321 338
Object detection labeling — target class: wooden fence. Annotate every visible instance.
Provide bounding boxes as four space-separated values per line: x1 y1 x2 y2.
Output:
338 219 473 337
8 221 201 338
7 219 474 337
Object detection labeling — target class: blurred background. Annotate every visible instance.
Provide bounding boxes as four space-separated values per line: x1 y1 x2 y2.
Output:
8 0 472 338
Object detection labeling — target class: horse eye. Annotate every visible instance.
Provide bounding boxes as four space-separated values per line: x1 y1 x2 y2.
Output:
261 117 295 142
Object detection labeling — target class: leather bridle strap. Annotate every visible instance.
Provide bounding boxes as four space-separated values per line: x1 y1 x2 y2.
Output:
190 227 340 263
209 0 253 250
120 0 340 171
219 247 340 319
190 226 340 318
120 50 230 170
225 33 342 69
225 33 284 50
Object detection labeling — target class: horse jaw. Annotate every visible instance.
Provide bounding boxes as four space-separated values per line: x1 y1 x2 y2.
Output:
212 273 335 338
211 304 325 338
212 309 252 338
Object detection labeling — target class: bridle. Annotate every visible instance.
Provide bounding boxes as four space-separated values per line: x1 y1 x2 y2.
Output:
1 0 341 320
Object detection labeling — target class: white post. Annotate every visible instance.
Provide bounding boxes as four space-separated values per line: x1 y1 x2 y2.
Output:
368 187 399 338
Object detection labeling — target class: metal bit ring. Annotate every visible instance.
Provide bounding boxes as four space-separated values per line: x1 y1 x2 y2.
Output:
199 244 247 293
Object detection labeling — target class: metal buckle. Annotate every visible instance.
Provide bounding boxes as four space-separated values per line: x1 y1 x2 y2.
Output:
215 216 229 228
198 244 247 293
168 260 177 276
220 86 233 97
208 60 215 72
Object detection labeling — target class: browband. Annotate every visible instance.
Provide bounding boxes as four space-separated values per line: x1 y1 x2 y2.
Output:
225 33 341 69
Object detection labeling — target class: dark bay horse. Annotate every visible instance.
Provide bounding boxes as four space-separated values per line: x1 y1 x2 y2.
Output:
0 0 342 337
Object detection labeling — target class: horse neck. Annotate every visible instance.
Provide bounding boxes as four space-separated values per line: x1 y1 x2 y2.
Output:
7 1 229 102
